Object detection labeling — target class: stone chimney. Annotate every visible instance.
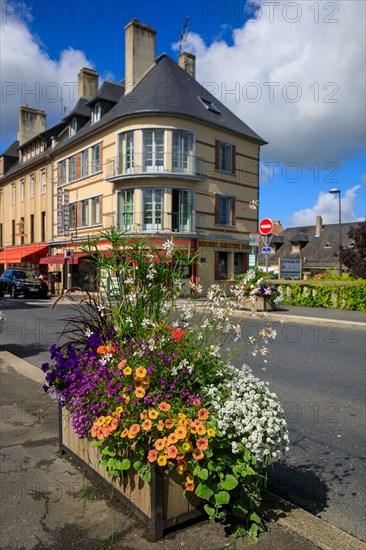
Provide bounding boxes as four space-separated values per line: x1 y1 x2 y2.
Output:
315 215 323 237
78 68 99 99
179 52 196 79
18 105 46 146
125 19 156 92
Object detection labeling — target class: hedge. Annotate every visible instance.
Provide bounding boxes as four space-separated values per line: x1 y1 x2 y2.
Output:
272 281 366 312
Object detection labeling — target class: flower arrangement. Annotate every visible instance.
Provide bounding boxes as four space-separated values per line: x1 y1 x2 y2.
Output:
237 269 282 306
42 230 289 542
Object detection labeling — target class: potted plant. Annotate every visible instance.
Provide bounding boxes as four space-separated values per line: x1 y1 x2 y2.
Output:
42 230 289 542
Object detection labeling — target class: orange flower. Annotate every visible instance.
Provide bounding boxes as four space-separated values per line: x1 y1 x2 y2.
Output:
105 344 116 353
172 329 186 341
154 438 166 451
96 345 107 355
135 387 146 399
118 359 127 369
157 420 165 431
167 432 178 445
148 409 159 420
193 399 201 407
174 426 187 440
165 419 174 429
178 418 188 427
142 419 152 431
128 424 140 438
159 402 171 412
192 448 204 460
196 438 208 451
176 460 188 474
135 366 147 379
140 410 148 420
96 416 105 427
193 419 203 429
196 424 207 436
198 408 210 421
123 394 130 404
167 445 178 459
147 449 157 462
91 426 97 438
120 428 129 438
184 482 195 492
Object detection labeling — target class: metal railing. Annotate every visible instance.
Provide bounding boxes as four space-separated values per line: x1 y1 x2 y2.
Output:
106 153 207 180
115 211 206 234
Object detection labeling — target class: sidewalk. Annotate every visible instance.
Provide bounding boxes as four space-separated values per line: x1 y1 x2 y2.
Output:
1 349 365 550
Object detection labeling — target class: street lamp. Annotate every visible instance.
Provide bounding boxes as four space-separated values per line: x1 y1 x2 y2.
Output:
329 188 342 276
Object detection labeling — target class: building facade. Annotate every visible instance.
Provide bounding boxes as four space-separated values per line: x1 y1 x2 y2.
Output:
0 19 266 293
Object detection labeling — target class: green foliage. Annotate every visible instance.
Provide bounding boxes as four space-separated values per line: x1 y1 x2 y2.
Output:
278 282 366 311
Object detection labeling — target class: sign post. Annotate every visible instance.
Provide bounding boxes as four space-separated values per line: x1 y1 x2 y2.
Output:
259 219 273 273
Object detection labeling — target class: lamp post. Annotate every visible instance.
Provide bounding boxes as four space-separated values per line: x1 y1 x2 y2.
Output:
329 188 342 276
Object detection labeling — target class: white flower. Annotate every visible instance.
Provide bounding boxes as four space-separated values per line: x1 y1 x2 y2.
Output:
162 238 174 257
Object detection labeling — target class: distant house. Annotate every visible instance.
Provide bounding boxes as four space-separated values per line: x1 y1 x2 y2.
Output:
258 216 362 275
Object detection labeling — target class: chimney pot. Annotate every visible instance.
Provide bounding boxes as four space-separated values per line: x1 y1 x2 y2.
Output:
18 106 46 147
179 52 196 79
315 215 323 237
125 19 156 93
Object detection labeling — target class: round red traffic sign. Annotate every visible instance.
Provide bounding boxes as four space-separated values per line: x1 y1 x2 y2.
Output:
259 218 273 235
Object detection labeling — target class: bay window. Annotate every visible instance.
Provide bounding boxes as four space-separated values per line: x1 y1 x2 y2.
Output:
143 129 164 172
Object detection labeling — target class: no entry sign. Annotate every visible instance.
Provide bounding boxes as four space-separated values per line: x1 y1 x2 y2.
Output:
259 218 273 235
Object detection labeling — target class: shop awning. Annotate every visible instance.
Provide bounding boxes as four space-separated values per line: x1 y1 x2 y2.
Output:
40 252 88 265
0 244 49 264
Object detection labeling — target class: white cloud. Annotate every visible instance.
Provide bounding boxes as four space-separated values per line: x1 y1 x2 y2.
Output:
177 0 366 167
288 185 364 226
0 3 94 148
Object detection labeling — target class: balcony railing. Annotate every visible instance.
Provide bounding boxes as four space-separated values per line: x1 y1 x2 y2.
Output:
106 153 207 181
116 211 206 234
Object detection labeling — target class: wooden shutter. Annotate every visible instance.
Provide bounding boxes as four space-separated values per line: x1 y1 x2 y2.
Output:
231 198 236 225
232 145 236 174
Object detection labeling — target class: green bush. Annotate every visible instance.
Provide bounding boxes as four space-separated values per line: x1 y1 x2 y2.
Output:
277 282 366 311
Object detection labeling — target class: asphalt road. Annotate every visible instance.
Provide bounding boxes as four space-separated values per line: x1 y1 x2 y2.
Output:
0 297 365 541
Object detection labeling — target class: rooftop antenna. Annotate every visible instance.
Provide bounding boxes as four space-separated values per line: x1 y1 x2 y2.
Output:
179 16 190 54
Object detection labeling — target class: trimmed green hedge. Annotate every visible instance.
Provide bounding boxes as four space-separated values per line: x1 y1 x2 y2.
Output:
273 281 366 311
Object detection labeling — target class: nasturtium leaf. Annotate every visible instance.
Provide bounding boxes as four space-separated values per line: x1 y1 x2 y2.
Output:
203 503 215 517
232 500 248 517
198 468 209 480
220 474 238 491
120 458 131 471
214 490 230 505
133 461 142 471
250 511 261 524
195 482 214 500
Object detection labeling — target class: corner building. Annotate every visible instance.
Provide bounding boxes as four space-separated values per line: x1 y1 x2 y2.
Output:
0 20 266 293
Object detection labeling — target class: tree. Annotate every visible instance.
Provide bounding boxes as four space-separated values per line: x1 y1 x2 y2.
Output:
339 222 366 279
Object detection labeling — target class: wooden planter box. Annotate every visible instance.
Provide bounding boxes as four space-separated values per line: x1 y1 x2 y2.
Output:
59 408 203 540
240 296 276 311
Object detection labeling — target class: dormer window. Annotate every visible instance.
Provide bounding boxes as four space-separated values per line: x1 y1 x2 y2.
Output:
199 97 221 114
69 117 78 137
91 103 101 124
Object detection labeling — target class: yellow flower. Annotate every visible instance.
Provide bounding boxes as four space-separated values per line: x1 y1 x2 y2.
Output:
135 387 146 399
123 366 132 375
104 415 113 425
135 366 147 379
182 441 193 452
115 406 123 415
157 455 168 466
178 412 187 419
207 428 216 437
186 475 194 484
148 409 159 420
96 416 105 427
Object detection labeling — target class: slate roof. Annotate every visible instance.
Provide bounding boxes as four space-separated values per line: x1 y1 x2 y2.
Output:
2 141 19 157
86 81 125 105
259 221 363 270
63 98 91 121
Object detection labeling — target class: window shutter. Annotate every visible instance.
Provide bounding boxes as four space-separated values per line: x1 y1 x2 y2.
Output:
76 202 81 228
232 145 236 174
75 153 81 180
57 164 61 184
214 195 219 224
231 198 236 225
215 140 219 170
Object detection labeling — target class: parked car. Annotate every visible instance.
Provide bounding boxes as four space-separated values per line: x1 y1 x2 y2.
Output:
0 269 49 299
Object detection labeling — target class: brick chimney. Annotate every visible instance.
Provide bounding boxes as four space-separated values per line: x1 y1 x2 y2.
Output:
179 52 196 79
125 19 156 93
315 215 323 237
78 68 99 99
18 105 46 146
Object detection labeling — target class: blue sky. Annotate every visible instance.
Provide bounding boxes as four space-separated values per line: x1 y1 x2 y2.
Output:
1 0 365 227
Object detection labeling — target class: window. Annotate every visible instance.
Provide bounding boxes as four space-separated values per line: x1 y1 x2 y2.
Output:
172 131 193 173
91 103 101 124
172 189 193 232
40 171 46 194
69 156 76 182
216 140 235 173
81 199 89 226
234 253 247 276
69 203 77 229
215 195 235 225
11 184 15 205
20 217 25 245
69 117 78 137
143 189 163 230
91 143 101 172
118 190 134 229
91 196 101 225
41 211 46 242
30 175 35 197
200 97 221 114
60 160 67 185
30 214 34 243
20 180 24 201
142 129 165 172
291 243 300 253
118 131 135 174
216 252 228 280
81 149 89 178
